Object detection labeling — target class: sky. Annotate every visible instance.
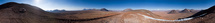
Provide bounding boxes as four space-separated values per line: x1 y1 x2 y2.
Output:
0 0 215 10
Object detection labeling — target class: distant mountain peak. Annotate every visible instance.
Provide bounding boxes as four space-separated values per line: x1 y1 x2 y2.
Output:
100 8 109 11
123 8 132 12
168 10 178 14
180 9 191 13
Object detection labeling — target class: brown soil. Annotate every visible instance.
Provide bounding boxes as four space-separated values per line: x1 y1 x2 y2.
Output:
1 2 215 23
151 10 195 20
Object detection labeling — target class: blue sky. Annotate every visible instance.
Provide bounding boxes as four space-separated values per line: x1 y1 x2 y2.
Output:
0 0 215 10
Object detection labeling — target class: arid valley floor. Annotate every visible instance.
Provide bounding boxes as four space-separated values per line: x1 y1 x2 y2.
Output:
1 2 215 23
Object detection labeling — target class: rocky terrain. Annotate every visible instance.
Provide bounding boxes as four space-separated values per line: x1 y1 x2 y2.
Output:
0 2 57 23
1 2 215 23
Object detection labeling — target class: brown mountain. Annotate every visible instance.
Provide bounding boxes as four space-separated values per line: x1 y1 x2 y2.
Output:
100 8 109 11
0 2 57 23
123 8 132 12
2 2 215 23
168 10 179 14
176 5 215 23
180 9 191 13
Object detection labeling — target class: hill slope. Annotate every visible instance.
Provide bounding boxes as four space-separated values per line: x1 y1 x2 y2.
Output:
0 2 57 23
